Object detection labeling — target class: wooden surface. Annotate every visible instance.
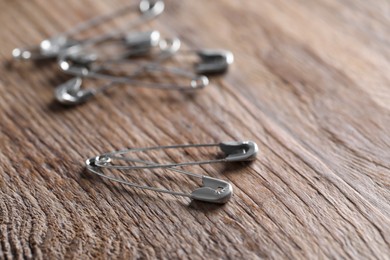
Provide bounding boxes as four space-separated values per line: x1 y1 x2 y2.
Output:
1 0 390 259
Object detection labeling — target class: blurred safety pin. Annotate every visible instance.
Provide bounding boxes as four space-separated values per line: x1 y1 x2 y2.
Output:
85 141 258 204
11 0 164 61
55 31 234 105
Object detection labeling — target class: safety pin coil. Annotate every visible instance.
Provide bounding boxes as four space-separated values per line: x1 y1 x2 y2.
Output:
85 141 257 203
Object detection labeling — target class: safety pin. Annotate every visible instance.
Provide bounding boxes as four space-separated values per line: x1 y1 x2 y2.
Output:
85 141 258 204
59 38 234 78
12 0 164 61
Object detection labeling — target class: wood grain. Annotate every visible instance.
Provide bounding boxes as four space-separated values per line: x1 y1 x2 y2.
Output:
0 0 389 259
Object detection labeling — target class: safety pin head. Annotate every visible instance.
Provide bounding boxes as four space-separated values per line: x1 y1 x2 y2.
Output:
220 141 258 162
196 49 234 75
55 77 95 105
125 30 161 49
139 0 165 17
124 30 161 56
191 176 233 204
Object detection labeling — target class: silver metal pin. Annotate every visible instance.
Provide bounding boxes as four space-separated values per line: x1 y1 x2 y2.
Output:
85 141 258 204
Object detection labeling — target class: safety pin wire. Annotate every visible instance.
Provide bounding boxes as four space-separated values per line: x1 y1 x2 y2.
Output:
96 143 225 170
94 141 258 170
91 47 234 78
59 65 203 106
80 39 181 79
87 154 229 202
86 157 194 198
88 44 206 88
83 65 207 90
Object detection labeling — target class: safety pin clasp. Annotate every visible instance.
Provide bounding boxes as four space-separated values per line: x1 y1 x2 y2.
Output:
196 49 234 75
55 77 95 105
139 0 165 17
191 176 232 204
220 141 258 162
124 30 161 55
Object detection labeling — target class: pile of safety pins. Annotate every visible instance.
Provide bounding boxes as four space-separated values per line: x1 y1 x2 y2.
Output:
12 0 258 204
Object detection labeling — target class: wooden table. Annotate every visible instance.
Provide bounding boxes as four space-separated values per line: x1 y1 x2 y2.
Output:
1 0 389 259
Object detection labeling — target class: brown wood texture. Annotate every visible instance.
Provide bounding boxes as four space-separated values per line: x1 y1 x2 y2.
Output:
1 0 390 259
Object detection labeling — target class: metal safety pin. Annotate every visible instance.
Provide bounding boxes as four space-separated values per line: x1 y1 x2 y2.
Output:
85 141 258 204
59 39 234 78
12 0 164 61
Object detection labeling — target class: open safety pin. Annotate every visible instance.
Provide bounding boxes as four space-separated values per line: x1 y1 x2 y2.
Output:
85 141 258 204
12 0 164 61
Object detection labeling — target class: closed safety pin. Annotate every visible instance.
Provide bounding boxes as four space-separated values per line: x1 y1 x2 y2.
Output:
12 0 164 61
85 141 258 204
59 36 234 78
